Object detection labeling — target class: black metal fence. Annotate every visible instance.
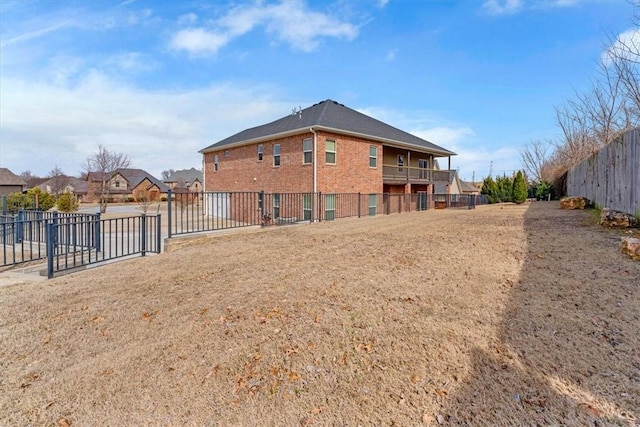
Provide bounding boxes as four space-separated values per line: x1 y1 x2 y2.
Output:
1 211 100 267
167 189 487 237
1 190 486 278
1 210 161 278
46 214 161 278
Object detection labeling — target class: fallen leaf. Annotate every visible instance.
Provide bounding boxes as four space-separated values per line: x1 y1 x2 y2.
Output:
434 388 448 396
58 418 70 427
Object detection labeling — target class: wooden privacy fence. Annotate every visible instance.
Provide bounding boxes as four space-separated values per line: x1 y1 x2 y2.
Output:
567 128 640 216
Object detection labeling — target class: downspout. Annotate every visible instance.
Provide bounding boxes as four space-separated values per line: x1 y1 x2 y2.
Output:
202 153 206 191
310 128 317 194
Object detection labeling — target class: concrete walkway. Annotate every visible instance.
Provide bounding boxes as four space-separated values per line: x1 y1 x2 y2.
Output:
0 264 47 288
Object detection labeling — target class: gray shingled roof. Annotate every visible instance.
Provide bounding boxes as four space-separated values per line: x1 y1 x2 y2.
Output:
116 168 170 192
200 100 456 156
0 168 27 186
166 168 203 184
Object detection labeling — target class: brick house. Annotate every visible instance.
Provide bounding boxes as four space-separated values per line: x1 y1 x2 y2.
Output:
164 168 203 193
200 100 456 194
199 100 458 221
86 168 169 203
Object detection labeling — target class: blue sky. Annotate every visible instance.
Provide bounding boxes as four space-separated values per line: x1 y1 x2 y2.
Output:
0 0 636 182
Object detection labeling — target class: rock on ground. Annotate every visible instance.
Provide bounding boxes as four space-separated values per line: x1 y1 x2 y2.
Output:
621 236 640 261
560 197 590 210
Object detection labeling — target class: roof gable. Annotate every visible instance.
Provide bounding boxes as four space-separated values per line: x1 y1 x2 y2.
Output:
166 168 203 183
116 168 170 192
0 168 28 187
200 100 456 156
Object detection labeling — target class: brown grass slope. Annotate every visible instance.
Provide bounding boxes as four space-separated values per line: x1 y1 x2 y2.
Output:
0 202 638 426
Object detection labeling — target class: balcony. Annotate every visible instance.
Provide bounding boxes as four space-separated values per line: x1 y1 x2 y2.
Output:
382 165 453 184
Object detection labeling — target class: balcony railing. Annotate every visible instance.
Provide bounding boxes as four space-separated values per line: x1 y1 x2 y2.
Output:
382 165 452 183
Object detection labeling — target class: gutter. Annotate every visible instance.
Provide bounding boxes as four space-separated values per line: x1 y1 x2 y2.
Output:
310 127 317 194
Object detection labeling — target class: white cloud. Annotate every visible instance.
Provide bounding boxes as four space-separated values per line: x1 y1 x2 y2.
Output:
0 73 293 178
0 22 70 48
602 28 640 65
482 0 577 16
377 0 390 8
169 1 359 55
169 28 230 55
177 12 198 26
482 0 523 15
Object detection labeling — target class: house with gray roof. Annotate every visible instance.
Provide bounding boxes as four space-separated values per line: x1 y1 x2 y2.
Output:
164 168 203 193
0 168 27 196
200 99 458 198
86 168 169 203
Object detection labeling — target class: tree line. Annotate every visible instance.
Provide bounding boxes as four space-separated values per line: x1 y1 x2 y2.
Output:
520 2 640 197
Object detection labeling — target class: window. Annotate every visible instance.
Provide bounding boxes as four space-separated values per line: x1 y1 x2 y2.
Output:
273 144 281 166
214 154 219 171
325 194 336 220
325 139 336 164
115 181 121 188
397 154 404 172
273 193 280 219
369 146 378 168
303 138 313 164
368 194 377 216
419 159 429 179
303 194 312 221
224 150 230 157
257 144 263 161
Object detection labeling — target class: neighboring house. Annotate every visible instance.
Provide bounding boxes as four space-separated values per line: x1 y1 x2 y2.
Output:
86 168 169 202
164 168 203 192
38 176 88 201
434 170 463 195
460 180 481 195
200 99 456 196
0 167 27 196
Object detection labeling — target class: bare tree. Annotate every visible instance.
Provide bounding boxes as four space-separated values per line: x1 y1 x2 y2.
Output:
520 140 552 184
47 166 70 197
161 169 175 181
133 187 155 215
84 145 131 213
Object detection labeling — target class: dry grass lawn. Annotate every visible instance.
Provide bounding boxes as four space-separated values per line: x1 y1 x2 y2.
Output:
1 202 638 426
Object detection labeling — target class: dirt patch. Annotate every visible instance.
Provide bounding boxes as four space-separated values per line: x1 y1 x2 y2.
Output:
0 202 638 425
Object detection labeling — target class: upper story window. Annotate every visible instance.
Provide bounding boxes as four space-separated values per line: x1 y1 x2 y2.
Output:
257 144 264 161
114 181 121 188
303 138 313 164
397 155 404 172
369 146 378 168
325 139 336 164
273 144 281 167
214 154 219 172
224 150 230 157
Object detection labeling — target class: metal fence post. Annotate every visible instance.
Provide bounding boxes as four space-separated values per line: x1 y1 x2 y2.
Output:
167 188 173 239
141 214 147 256
318 192 322 222
357 192 361 218
259 190 265 225
156 214 162 253
95 213 101 252
46 222 55 279
16 209 24 243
